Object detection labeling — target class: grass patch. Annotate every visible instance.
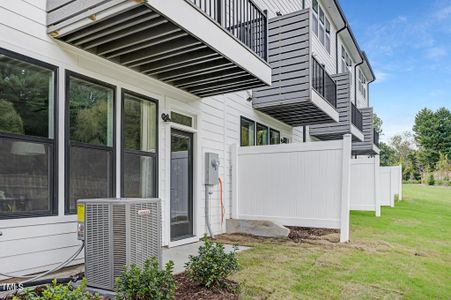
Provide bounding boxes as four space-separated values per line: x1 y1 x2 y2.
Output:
229 185 451 299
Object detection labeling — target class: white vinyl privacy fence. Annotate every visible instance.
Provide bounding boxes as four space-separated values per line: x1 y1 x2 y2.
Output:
231 135 352 242
379 166 403 207
350 156 381 216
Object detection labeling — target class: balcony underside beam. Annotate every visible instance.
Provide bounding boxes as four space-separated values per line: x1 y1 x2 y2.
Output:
48 1 270 97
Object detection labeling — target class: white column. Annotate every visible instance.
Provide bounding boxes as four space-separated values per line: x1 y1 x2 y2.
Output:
399 164 403 200
340 134 352 242
231 144 239 219
374 155 381 217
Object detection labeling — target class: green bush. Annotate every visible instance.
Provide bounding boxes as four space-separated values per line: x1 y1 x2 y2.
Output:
428 174 435 186
13 278 98 300
185 236 239 288
116 257 176 300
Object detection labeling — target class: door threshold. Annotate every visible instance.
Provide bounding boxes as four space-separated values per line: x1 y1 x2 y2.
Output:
168 236 199 248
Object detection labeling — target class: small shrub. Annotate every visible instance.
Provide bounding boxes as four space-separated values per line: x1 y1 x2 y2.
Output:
116 257 176 300
185 235 239 288
428 174 435 186
13 278 98 300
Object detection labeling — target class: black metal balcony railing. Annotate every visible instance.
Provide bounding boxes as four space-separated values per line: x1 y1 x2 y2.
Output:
373 129 380 146
351 103 363 131
311 57 337 108
188 0 268 61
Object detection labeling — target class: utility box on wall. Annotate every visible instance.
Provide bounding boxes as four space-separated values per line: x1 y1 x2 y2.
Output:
205 152 219 185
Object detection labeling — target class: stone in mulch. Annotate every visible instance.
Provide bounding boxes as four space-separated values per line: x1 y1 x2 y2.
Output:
174 273 239 300
288 226 340 243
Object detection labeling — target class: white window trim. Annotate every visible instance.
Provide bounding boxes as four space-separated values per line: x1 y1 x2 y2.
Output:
312 0 332 55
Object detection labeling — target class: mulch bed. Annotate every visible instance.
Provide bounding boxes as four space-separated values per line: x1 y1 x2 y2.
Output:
174 273 239 300
288 226 339 243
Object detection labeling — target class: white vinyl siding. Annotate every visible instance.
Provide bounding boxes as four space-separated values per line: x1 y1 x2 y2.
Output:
0 0 296 278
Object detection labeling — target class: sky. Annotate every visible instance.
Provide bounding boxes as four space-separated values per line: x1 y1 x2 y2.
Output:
340 0 451 142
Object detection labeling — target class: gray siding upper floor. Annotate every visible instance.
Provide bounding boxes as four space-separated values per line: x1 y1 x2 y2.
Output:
352 107 380 155
252 9 339 126
309 72 363 141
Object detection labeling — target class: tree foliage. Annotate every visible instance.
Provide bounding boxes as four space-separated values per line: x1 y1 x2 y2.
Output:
373 113 383 135
413 107 451 170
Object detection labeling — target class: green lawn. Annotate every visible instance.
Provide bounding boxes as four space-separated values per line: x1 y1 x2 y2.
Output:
228 185 451 299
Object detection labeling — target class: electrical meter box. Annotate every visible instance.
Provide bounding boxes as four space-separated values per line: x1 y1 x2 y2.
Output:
205 152 219 185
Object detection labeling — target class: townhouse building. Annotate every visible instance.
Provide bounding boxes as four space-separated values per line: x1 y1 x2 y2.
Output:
0 0 379 277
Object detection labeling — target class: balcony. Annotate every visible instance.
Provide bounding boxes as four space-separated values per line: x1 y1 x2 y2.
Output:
309 73 365 142
252 9 339 126
352 107 380 155
46 0 271 97
351 103 363 131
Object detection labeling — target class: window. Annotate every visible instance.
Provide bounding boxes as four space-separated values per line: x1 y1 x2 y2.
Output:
256 123 269 146
312 0 319 37
240 117 255 147
0 49 57 219
122 91 158 198
341 46 352 73
66 72 115 214
319 8 325 45
312 0 331 54
358 70 367 99
270 129 281 145
325 19 331 53
171 111 192 127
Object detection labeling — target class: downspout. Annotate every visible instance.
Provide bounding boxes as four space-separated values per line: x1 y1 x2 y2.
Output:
335 25 347 74
302 0 305 9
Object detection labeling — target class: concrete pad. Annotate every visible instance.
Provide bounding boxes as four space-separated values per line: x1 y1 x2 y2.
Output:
226 219 290 238
162 242 249 274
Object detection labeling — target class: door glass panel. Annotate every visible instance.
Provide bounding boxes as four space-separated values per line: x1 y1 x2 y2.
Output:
170 130 193 240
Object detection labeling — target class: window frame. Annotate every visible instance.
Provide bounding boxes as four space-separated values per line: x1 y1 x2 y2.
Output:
358 69 367 99
0 48 59 220
270 128 281 145
240 116 256 147
120 89 159 198
256 123 269 146
312 1 332 55
64 70 116 215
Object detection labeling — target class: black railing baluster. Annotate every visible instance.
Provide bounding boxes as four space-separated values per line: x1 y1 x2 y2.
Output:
351 103 363 131
186 0 268 61
312 56 337 108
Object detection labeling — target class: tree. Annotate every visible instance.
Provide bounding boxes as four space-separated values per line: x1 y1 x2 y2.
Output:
436 153 450 181
373 113 383 135
379 142 396 166
413 107 451 170
388 132 418 180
